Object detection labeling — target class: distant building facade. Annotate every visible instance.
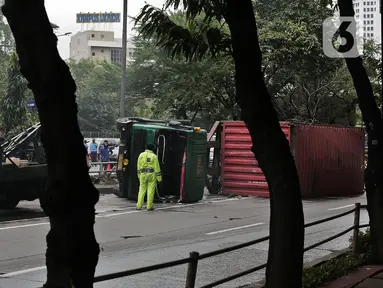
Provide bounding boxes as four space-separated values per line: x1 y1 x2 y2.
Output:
353 0 381 43
69 30 135 64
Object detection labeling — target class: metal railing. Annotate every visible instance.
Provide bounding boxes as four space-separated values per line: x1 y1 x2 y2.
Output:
82 131 120 139
93 203 368 287
88 160 117 177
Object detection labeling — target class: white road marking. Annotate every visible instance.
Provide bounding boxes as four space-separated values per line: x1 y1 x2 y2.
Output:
0 266 46 278
327 204 355 211
0 222 49 231
205 223 264 236
0 197 248 230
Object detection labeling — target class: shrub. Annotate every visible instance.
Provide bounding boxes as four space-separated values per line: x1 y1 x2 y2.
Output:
302 229 371 288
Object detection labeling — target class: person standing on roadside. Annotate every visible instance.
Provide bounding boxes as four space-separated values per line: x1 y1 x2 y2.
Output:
89 139 98 163
84 140 89 154
99 140 111 171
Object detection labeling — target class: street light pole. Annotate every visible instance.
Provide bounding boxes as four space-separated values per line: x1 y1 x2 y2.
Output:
120 0 128 118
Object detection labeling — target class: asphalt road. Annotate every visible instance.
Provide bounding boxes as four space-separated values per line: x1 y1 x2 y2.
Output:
0 193 369 288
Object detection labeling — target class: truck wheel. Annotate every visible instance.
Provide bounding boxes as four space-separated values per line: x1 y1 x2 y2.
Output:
0 198 20 210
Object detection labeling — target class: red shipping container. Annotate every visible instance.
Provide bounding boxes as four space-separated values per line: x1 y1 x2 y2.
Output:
220 121 365 198
221 121 291 197
291 124 365 198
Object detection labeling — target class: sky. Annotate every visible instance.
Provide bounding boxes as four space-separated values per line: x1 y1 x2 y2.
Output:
45 0 166 59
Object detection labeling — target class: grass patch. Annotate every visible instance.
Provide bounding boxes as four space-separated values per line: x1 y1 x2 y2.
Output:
302 228 371 288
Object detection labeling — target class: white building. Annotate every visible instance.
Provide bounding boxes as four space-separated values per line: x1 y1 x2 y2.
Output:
353 0 381 43
69 30 135 64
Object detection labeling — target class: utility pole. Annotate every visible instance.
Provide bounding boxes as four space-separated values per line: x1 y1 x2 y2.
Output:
120 0 128 118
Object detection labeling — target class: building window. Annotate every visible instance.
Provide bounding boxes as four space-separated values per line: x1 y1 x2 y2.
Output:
91 34 95 38
101 34 104 39
371 33 374 37
101 49 104 53
111 49 122 63
371 26 374 31
92 52 95 56
371 20 374 24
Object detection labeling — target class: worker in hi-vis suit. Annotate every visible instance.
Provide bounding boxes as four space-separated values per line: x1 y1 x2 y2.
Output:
136 144 162 211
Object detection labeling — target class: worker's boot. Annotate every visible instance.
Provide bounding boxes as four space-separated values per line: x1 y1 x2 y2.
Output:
147 208 154 211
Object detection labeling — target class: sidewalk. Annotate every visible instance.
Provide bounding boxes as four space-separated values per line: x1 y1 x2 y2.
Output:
319 265 383 288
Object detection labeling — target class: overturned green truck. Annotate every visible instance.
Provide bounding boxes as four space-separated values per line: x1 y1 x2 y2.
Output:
114 117 207 203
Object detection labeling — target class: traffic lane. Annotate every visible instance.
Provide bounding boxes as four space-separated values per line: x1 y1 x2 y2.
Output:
1 194 362 269
0 197 267 265
0 193 139 223
0 194 366 268
3 213 365 288
0 198 270 287
95 209 369 288
0 190 365 223
0 189 236 222
0 197 368 287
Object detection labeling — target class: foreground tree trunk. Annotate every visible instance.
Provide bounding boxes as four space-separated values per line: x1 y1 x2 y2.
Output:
338 0 383 263
2 0 100 287
224 1 304 287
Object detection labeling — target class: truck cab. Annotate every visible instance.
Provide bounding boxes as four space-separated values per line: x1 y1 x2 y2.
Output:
114 117 207 203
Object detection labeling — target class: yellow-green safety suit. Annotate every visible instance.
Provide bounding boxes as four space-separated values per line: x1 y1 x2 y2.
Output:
136 149 162 210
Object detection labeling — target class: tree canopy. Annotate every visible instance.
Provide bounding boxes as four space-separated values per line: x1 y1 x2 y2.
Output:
130 1 381 126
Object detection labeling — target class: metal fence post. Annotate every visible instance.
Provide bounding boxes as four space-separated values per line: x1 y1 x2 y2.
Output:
185 251 199 288
352 202 361 255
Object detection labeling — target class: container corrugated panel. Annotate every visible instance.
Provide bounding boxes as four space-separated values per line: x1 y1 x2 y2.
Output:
292 124 365 198
221 121 291 197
